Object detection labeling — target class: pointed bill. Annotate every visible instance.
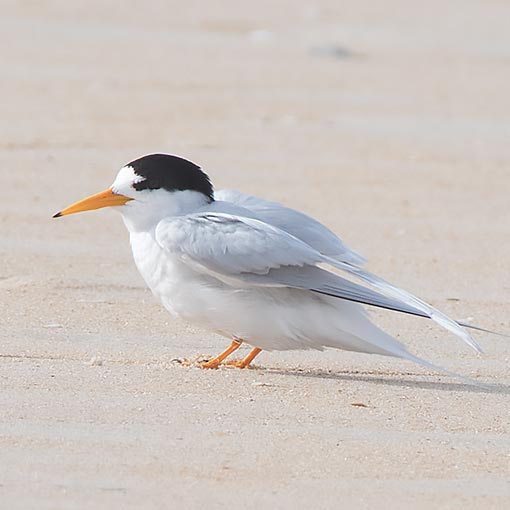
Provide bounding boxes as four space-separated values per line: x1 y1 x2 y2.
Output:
53 189 133 218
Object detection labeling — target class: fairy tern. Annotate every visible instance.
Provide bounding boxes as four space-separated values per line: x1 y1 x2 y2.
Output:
54 153 490 374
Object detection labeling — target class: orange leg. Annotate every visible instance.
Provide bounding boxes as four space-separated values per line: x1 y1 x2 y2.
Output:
200 338 243 369
225 347 263 369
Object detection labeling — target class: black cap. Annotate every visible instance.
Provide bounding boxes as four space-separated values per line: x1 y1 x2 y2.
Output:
127 154 214 201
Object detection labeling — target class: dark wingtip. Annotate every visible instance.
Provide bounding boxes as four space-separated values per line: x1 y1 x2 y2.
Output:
457 321 510 338
53 211 62 218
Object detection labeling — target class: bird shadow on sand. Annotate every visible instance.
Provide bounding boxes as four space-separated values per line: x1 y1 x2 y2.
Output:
263 367 510 395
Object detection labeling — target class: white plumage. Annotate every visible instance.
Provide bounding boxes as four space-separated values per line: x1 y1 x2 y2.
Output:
54 154 488 376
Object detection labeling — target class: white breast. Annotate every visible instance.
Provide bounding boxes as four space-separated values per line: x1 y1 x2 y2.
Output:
129 231 231 330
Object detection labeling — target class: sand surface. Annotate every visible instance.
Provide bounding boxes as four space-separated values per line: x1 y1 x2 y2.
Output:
1 1 510 508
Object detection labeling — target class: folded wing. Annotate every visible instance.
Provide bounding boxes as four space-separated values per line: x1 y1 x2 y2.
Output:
155 213 483 352
155 212 321 276
215 189 366 265
156 213 426 316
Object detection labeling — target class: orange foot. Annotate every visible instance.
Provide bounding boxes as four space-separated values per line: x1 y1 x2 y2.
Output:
199 358 222 369
224 348 262 369
199 338 243 369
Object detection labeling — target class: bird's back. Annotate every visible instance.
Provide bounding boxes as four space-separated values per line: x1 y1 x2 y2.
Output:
213 189 366 265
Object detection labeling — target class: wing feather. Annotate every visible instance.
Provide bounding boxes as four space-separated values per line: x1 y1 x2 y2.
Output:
155 212 322 276
155 212 482 351
156 212 432 318
215 189 366 265
240 265 429 318
323 258 482 353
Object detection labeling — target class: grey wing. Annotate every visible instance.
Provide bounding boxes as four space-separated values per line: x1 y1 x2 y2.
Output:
155 212 323 277
155 212 427 318
212 194 481 351
156 212 484 352
242 265 429 318
322 257 482 353
215 189 367 265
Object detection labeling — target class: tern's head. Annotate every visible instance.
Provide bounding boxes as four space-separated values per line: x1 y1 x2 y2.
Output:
53 154 214 231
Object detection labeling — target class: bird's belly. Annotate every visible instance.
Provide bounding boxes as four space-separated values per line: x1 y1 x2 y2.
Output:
129 233 378 353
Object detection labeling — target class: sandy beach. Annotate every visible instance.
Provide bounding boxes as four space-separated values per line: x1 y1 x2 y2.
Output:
1 1 509 508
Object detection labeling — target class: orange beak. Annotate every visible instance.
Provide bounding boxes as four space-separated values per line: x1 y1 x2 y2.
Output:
53 188 133 218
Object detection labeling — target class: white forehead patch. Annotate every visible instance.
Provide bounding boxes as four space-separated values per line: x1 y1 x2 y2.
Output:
111 165 145 193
